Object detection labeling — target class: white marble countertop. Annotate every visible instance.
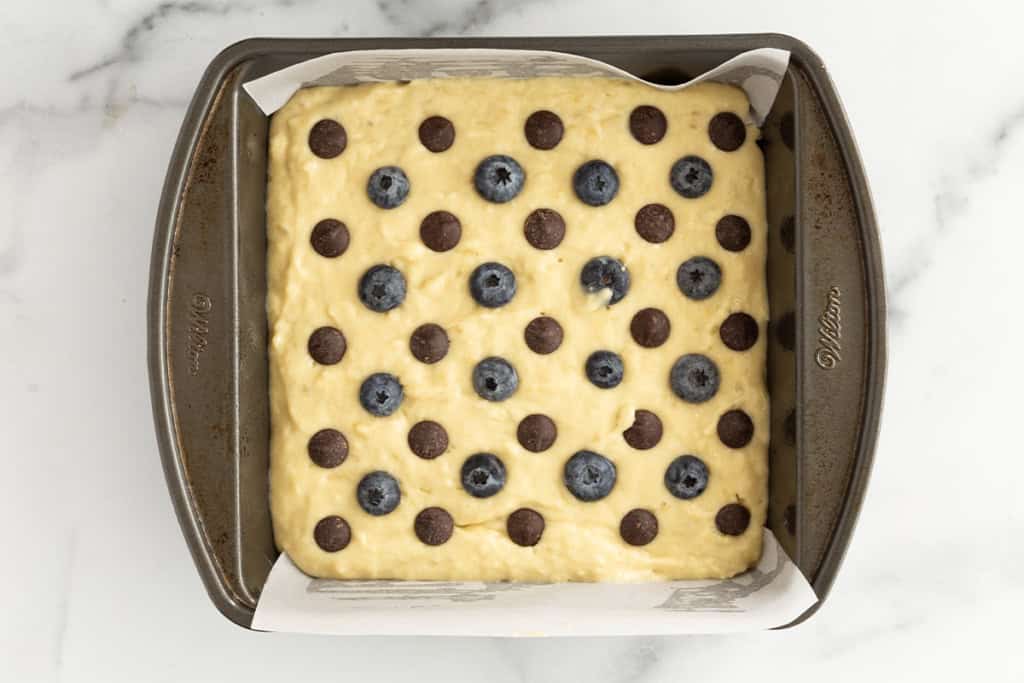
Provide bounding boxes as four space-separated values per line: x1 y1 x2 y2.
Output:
2 0 1023 680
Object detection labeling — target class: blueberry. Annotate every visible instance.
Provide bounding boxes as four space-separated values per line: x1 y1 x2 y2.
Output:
469 262 517 308
461 453 506 498
664 455 709 500
356 471 401 515
670 155 713 199
676 256 721 300
573 160 619 206
359 264 407 312
585 350 624 389
367 166 410 209
474 155 525 203
669 354 720 403
359 372 404 416
580 256 630 305
472 357 519 401
563 450 617 502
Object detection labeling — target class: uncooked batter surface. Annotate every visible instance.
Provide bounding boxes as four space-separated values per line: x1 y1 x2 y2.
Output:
267 77 768 581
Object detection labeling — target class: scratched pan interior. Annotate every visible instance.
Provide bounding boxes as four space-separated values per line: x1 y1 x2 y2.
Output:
148 35 886 630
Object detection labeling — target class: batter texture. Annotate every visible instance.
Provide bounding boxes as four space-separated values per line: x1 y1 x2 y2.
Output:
267 77 769 581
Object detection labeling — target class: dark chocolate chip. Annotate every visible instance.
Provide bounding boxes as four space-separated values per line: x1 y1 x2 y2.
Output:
784 503 796 536
524 110 564 150
620 509 659 546
408 420 448 460
517 414 557 452
634 203 675 243
629 105 667 145
623 410 663 450
716 503 751 536
410 323 449 364
414 507 454 546
708 112 747 151
308 326 346 365
718 409 754 448
784 409 796 446
418 115 455 152
719 312 759 351
780 111 795 150
308 428 348 468
310 219 350 258
314 515 351 552
420 211 461 252
524 316 563 354
507 508 545 546
308 119 347 159
630 308 671 348
716 215 752 252
775 311 796 351
524 208 566 249
780 215 795 253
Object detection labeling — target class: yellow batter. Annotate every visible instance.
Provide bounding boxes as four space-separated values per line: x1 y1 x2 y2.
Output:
267 77 768 581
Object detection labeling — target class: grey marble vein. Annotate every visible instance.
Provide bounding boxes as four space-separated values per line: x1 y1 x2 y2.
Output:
376 0 534 37
53 530 77 683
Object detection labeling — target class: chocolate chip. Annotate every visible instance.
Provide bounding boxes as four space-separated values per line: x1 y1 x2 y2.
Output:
308 119 347 158
780 215 795 253
310 219 350 258
620 509 659 546
517 414 557 452
780 111 795 150
418 115 455 153
524 316 563 354
507 508 545 546
623 410 663 450
524 110 564 150
314 515 351 551
708 112 746 151
308 326 346 365
420 211 462 252
715 215 751 252
784 503 796 536
719 312 759 351
414 507 454 546
629 105 667 145
308 429 348 468
718 409 754 448
524 208 565 250
630 308 671 348
408 420 448 459
784 409 796 446
410 323 449 364
634 203 675 243
716 503 751 536
775 311 796 351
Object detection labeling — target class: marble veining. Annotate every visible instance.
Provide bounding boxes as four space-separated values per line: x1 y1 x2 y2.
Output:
2 0 1023 681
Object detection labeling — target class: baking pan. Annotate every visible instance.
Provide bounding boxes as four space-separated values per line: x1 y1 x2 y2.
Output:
148 34 886 630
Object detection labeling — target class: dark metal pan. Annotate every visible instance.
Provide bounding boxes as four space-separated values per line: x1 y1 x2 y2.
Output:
148 34 885 630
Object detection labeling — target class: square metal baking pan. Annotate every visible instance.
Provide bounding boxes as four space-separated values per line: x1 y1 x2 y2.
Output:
147 34 886 630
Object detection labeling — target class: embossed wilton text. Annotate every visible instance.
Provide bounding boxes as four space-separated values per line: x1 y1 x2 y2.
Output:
815 286 842 369
186 293 212 376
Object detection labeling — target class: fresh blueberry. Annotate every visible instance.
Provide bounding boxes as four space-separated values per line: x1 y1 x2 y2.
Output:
669 354 720 403
573 160 620 206
357 471 401 515
359 372 404 416
359 264 407 312
367 166 411 209
474 155 525 203
563 450 617 502
585 350 624 389
676 256 721 300
461 453 506 498
472 357 519 401
670 155 713 199
664 455 709 500
580 256 630 305
469 262 517 308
